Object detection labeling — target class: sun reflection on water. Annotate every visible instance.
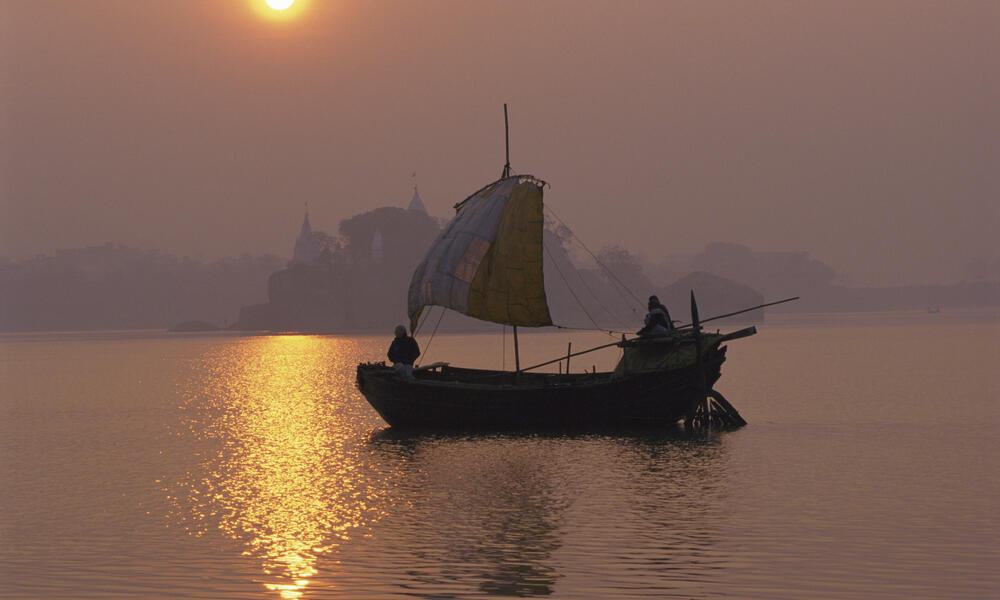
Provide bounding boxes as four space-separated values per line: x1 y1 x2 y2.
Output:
162 334 736 598
167 335 391 598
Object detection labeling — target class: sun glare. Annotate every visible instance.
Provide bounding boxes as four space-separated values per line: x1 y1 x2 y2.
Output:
251 0 308 22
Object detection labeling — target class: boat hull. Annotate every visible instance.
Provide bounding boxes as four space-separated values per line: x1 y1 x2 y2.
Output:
356 348 726 429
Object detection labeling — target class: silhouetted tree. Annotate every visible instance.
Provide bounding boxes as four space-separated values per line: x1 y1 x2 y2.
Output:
596 245 654 296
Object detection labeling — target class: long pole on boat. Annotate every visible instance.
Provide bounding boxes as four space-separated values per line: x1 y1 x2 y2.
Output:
675 296 799 329
520 339 623 372
518 296 799 373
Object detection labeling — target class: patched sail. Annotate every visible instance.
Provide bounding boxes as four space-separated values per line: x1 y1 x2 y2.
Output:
408 175 553 332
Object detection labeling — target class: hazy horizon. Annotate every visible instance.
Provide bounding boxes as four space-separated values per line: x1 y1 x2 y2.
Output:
3 1 998 286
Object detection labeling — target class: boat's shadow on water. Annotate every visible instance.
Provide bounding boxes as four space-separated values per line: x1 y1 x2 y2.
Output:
360 423 734 598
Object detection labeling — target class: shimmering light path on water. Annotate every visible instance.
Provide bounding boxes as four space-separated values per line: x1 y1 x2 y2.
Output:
1 312 998 599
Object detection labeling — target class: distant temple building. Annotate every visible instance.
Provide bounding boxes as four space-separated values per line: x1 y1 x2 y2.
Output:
408 186 427 214
291 211 322 265
236 187 443 332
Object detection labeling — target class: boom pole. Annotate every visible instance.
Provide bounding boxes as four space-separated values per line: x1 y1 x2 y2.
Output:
674 296 799 329
519 297 799 373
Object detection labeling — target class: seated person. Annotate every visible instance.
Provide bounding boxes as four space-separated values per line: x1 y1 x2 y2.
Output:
638 295 674 336
387 325 420 378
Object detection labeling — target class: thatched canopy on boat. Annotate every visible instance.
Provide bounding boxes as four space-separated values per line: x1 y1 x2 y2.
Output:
613 333 725 377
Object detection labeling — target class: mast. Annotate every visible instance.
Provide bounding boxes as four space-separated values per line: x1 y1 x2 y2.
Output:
406 105 552 347
502 103 511 179
503 103 520 373
513 325 520 372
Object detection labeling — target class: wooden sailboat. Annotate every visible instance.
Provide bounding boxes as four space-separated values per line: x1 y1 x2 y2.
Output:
356 107 764 430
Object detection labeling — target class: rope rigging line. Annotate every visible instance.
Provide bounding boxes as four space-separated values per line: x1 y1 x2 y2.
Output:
412 303 432 337
544 205 646 314
544 219 629 331
415 306 446 367
563 251 630 331
501 324 506 371
543 239 603 332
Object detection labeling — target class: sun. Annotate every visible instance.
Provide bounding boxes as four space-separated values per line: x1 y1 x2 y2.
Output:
251 0 310 22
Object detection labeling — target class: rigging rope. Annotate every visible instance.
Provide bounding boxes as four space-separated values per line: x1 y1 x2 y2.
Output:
543 239 603 331
564 252 630 331
415 306 446 367
412 303 432 337
544 205 646 314
501 324 506 371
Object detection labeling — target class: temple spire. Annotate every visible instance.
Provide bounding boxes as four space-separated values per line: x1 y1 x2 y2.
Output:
408 186 427 214
299 210 313 237
291 208 321 265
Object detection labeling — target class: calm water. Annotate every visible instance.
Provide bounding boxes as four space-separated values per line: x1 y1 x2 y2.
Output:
2 311 998 599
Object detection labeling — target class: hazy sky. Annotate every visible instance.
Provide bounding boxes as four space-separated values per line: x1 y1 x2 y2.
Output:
3 0 997 285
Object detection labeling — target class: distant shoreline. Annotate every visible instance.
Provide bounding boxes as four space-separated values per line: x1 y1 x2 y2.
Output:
2 307 997 339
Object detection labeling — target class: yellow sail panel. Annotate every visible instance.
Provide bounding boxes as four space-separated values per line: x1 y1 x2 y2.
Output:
407 176 552 331
467 182 552 326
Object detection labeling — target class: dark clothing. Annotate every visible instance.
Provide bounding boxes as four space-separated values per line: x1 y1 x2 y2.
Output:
638 304 674 336
388 335 420 365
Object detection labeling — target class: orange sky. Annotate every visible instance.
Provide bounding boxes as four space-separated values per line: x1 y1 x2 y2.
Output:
2 0 997 285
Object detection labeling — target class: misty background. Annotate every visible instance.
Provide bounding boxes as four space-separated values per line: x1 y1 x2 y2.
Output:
2 1 998 331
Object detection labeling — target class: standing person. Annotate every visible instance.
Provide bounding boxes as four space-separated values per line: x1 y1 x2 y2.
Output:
638 295 674 336
387 325 420 379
